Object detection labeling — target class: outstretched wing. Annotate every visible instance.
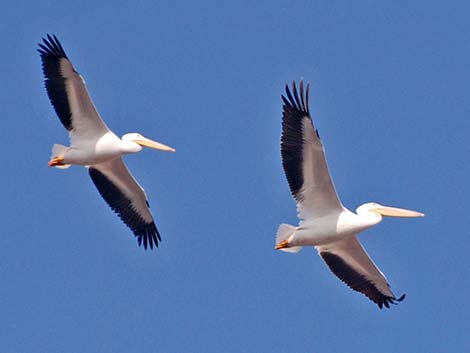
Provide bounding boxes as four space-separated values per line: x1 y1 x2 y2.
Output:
38 34 110 143
281 81 343 219
316 236 405 309
88 158 161 250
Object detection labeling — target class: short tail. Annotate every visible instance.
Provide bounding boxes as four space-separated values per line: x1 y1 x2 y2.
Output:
275 224 302 253
50 144 71 169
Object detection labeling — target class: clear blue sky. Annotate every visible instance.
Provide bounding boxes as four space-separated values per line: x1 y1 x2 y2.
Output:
1 1 469 352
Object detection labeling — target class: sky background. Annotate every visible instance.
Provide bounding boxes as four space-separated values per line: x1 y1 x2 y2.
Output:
1 1 469 352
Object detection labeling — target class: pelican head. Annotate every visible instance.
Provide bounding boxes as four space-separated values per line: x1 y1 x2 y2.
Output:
357 202 424 218
122 133 176 153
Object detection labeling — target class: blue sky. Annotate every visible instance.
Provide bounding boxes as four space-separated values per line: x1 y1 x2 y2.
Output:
1 0 469 352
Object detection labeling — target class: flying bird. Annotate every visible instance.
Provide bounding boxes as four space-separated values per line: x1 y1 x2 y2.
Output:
38 34 175 250
276 81 424 308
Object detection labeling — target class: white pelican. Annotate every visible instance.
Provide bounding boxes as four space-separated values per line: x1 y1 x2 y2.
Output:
276 81 424 308
38 34 175 250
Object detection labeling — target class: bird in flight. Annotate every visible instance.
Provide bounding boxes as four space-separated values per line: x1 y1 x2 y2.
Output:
38 34 175 250
276 81 424 308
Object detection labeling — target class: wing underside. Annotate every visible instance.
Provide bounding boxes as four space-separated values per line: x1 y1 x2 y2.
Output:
316 236 405 308
88 158 161 249
281 81 342 219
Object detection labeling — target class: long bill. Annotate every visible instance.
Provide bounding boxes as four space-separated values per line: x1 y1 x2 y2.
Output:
136 136 176 152
372 205 424 218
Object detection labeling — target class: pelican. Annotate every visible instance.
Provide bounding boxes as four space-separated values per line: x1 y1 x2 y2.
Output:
276 81 424 308
38 34 175 250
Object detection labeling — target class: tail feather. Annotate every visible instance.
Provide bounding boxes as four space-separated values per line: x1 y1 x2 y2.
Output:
275 224 302 253
50 144 71 169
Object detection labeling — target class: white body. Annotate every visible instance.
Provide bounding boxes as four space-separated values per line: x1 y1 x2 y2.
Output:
59 131 144 166
288 208 381 247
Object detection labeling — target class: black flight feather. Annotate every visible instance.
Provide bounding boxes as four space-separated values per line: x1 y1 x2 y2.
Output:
280 80 314 201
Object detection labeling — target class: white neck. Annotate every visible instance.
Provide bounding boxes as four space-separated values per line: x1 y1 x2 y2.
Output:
356 206 383 229
120 139 142 154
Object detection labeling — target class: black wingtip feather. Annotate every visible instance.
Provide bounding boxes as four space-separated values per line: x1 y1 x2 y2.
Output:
282 80 310 115
281 95 291 107
38 34 68 59
143 232 148 249
291 81 303 110
88 167 161 251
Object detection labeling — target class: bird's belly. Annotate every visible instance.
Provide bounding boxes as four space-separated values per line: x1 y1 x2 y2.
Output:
293 214 364 246
65 133 123 166
293 225 353 246
63 146 122 166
